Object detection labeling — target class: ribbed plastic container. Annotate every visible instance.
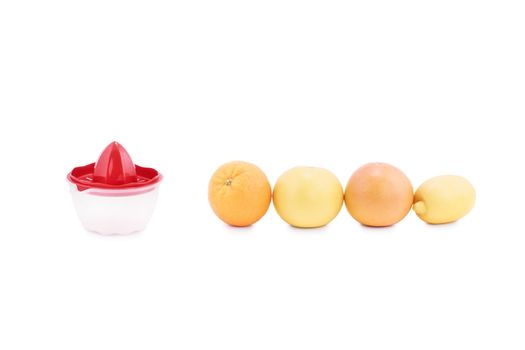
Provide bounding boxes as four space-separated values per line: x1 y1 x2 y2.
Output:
69 183 160 235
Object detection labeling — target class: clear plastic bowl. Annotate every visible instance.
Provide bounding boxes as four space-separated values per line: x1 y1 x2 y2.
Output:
69 183 161 235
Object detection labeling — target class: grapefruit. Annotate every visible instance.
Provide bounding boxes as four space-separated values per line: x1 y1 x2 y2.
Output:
273 167 343 228
345 163 413 227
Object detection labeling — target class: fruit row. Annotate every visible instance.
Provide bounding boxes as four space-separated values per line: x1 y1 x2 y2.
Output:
208 161 476 228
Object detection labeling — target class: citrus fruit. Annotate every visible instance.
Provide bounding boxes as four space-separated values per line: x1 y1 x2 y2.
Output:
413 175 475 224
208 161 272 227
273 167 343 228
344 163 413 227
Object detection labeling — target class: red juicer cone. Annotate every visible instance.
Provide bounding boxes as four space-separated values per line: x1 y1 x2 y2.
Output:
93 141 138 185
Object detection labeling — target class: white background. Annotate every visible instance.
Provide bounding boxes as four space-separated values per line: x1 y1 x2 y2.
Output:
1 1 524 349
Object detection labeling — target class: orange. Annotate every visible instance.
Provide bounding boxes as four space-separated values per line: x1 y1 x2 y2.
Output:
344 163 413 227
208 161 272 227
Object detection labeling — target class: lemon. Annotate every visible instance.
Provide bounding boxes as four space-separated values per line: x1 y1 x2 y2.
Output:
413 175 475 224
